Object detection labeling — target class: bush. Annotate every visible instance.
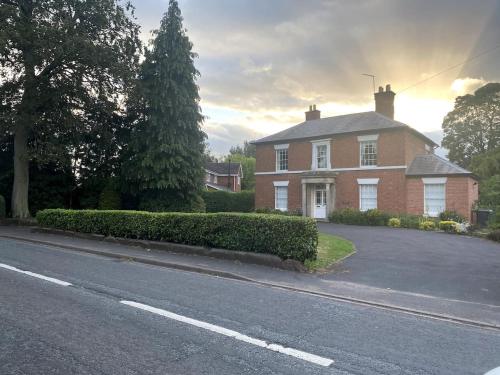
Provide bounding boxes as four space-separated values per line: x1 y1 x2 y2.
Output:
398 214 423 229
487 229 500 242
254 207 302 216
419 220 436 231
439 210 466 223
202 190 254 212
329 208 389 226
388 218 401 228
36 209 318 262
439 220 458 233
0 195 5 218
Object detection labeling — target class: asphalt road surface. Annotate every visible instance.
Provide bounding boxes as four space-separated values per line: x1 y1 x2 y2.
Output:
319 223 500 305
1 238 500 375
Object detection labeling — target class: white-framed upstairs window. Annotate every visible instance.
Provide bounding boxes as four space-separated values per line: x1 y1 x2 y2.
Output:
273 181 289 211
274 144 289 172
423 178 446 217
311 139 331 170
358 178 379 211
358 134 378 168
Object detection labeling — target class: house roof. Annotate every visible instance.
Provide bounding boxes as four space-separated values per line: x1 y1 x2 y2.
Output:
205 182 232 191
406 154 472 176
252 111 437 146
205 162 241 175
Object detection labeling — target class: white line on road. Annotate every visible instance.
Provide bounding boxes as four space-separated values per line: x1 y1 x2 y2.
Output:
121 300 334 367
0 263 72 287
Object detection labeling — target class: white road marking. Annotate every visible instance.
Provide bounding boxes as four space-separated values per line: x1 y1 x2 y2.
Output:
121 300 334 367
0 263 72 287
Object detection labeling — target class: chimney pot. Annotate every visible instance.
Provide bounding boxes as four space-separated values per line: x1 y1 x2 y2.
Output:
305 104 321 121
374 83 395 119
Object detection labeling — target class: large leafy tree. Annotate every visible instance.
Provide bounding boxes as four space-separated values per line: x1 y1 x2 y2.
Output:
125 0 206 211
442 83 500 168
0 0 141 218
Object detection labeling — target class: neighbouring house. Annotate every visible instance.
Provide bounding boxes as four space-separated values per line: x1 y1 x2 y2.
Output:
205 162 243 192
252 84 478 221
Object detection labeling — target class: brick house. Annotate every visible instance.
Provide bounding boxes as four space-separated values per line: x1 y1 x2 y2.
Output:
252 85 478 221
205 162 243 192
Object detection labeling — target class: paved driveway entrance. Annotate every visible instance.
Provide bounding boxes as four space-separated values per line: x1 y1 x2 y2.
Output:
318 223 500 305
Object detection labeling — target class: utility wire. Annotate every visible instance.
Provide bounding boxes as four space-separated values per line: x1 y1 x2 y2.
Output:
399 44 500 93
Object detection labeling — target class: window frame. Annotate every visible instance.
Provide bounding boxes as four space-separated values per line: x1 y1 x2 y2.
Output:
358 134 379 168
274 144 289 172
273 181 289 211
423 177 446 217
311 139 331 170
358 178 379 212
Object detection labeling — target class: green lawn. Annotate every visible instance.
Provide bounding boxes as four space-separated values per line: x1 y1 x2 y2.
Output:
305 233 355 272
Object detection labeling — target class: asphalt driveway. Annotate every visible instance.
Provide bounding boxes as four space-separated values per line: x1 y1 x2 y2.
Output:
318 223 500 306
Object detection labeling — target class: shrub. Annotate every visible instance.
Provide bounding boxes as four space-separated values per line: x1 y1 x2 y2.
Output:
398 214 422 229
487 229 500 242
36 209 318 262
328 208 389 226
419 220 436 231
388 218 401 228
329 208 366 225
439 210 466 223
439 220 458 233
202 190 254 212
254 207 302 216
0 195 5 218
365 209 390 226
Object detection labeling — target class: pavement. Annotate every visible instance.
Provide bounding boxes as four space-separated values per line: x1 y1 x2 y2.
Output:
318 223 500 306
0 225 500 330
1 235 500 374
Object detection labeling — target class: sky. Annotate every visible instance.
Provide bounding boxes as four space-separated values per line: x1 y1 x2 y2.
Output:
130 0 500 157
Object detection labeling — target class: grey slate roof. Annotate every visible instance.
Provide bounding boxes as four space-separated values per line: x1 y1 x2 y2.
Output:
252 111 437 145
406 154 472 176
205 162 241 175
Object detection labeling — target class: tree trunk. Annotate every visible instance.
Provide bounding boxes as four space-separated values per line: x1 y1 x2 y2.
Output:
11 124 30 218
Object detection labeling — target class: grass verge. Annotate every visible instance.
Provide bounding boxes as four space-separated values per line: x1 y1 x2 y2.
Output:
304 233 355 272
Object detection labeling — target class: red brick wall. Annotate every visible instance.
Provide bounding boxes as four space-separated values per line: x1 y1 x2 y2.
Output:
255 174 303 211
335 170 407 213
404 131 430 164
217 176 241 192
406 176 478 221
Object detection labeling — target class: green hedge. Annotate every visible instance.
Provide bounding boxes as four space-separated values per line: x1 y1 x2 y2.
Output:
0 195 5 218
36 209 318 262
201 190 254 212
329 208 391 226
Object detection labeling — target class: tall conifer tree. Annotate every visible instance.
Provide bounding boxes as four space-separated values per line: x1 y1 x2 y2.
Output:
126 0 206 211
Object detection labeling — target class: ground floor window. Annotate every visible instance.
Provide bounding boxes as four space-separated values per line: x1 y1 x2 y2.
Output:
424 183 445 217
275 186 288 211
359 184 377 211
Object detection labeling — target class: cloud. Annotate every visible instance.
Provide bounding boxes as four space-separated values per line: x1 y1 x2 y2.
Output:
451 77 488 95
131 0 500 154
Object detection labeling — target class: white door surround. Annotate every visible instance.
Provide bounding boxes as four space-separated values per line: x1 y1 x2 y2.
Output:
313 184 327 219
300 171 337 220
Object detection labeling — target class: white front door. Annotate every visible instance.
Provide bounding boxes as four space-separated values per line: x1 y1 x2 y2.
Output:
314 185 327 219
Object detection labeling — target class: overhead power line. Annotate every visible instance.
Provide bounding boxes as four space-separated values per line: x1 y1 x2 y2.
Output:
399 44 500 93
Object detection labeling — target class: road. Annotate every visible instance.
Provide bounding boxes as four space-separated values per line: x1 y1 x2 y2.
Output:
1 238 500 375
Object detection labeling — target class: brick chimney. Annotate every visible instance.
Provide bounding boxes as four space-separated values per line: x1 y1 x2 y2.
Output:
374 84 395 119
305 104 321 121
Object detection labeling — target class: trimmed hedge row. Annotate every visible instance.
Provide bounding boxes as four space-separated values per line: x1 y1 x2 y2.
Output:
201 190 254 213
36 209 318 262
